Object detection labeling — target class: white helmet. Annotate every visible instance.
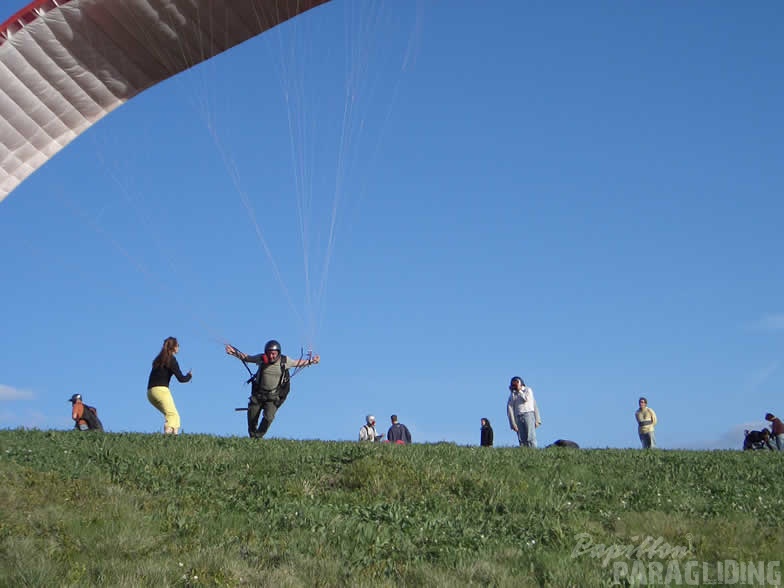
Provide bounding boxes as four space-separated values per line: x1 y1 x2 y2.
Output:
366 414 375 425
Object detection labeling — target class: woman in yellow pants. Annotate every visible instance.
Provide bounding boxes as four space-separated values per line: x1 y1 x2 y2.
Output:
147 336 192 434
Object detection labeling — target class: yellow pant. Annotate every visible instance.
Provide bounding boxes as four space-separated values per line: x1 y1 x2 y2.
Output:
147 386 180 433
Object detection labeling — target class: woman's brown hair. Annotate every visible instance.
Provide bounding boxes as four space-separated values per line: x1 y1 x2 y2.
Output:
152 337 178 369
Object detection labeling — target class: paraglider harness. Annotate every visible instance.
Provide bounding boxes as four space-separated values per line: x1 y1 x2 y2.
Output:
247 355 291 408
233 346 311 412
362 424 383 442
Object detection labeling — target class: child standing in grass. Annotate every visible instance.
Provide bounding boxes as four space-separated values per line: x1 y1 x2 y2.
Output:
480 418 493 447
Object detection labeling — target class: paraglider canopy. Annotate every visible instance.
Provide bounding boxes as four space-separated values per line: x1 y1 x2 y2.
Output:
0 0 330 202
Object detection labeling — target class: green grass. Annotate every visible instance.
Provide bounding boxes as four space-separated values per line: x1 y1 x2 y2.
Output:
1 429 782 587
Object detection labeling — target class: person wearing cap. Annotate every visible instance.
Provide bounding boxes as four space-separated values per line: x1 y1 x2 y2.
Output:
635 397 657 448
147 336 192 435
506 376 541 447
69 394 103 431
226 339 320 438
359 415 381 442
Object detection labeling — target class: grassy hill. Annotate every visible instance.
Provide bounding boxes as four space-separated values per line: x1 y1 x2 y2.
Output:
1 429 782 587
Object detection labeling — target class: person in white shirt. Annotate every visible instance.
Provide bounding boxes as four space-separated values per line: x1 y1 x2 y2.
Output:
635 397 657 448
506 376 542 447
358 414 381 442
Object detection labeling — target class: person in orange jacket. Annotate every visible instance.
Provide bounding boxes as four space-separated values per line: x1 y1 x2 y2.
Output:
69 394 103 431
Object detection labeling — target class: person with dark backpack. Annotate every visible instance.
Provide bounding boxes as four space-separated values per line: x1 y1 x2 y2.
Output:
69 394 103 431
226 340 320 438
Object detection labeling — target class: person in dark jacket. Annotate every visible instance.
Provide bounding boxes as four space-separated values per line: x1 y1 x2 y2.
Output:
147 336 192 434
69 393 103 431
387 414 412 444
480 417 493 447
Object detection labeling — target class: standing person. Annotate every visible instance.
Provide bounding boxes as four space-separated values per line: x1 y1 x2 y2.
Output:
147 336 192 435
480 417 494 447
226 340 320 438
68 394 103 431
387 414 412 444
507 376 541 447
359 415 381 442
765 413 784 451
635 397 657 448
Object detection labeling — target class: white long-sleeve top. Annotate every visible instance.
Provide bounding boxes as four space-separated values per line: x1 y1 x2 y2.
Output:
507 386 542 428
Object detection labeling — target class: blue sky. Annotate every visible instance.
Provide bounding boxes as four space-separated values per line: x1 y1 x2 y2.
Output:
1 0 782 449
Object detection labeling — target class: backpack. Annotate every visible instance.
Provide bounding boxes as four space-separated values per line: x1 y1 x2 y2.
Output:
79 405 104 431
248 355 291 408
